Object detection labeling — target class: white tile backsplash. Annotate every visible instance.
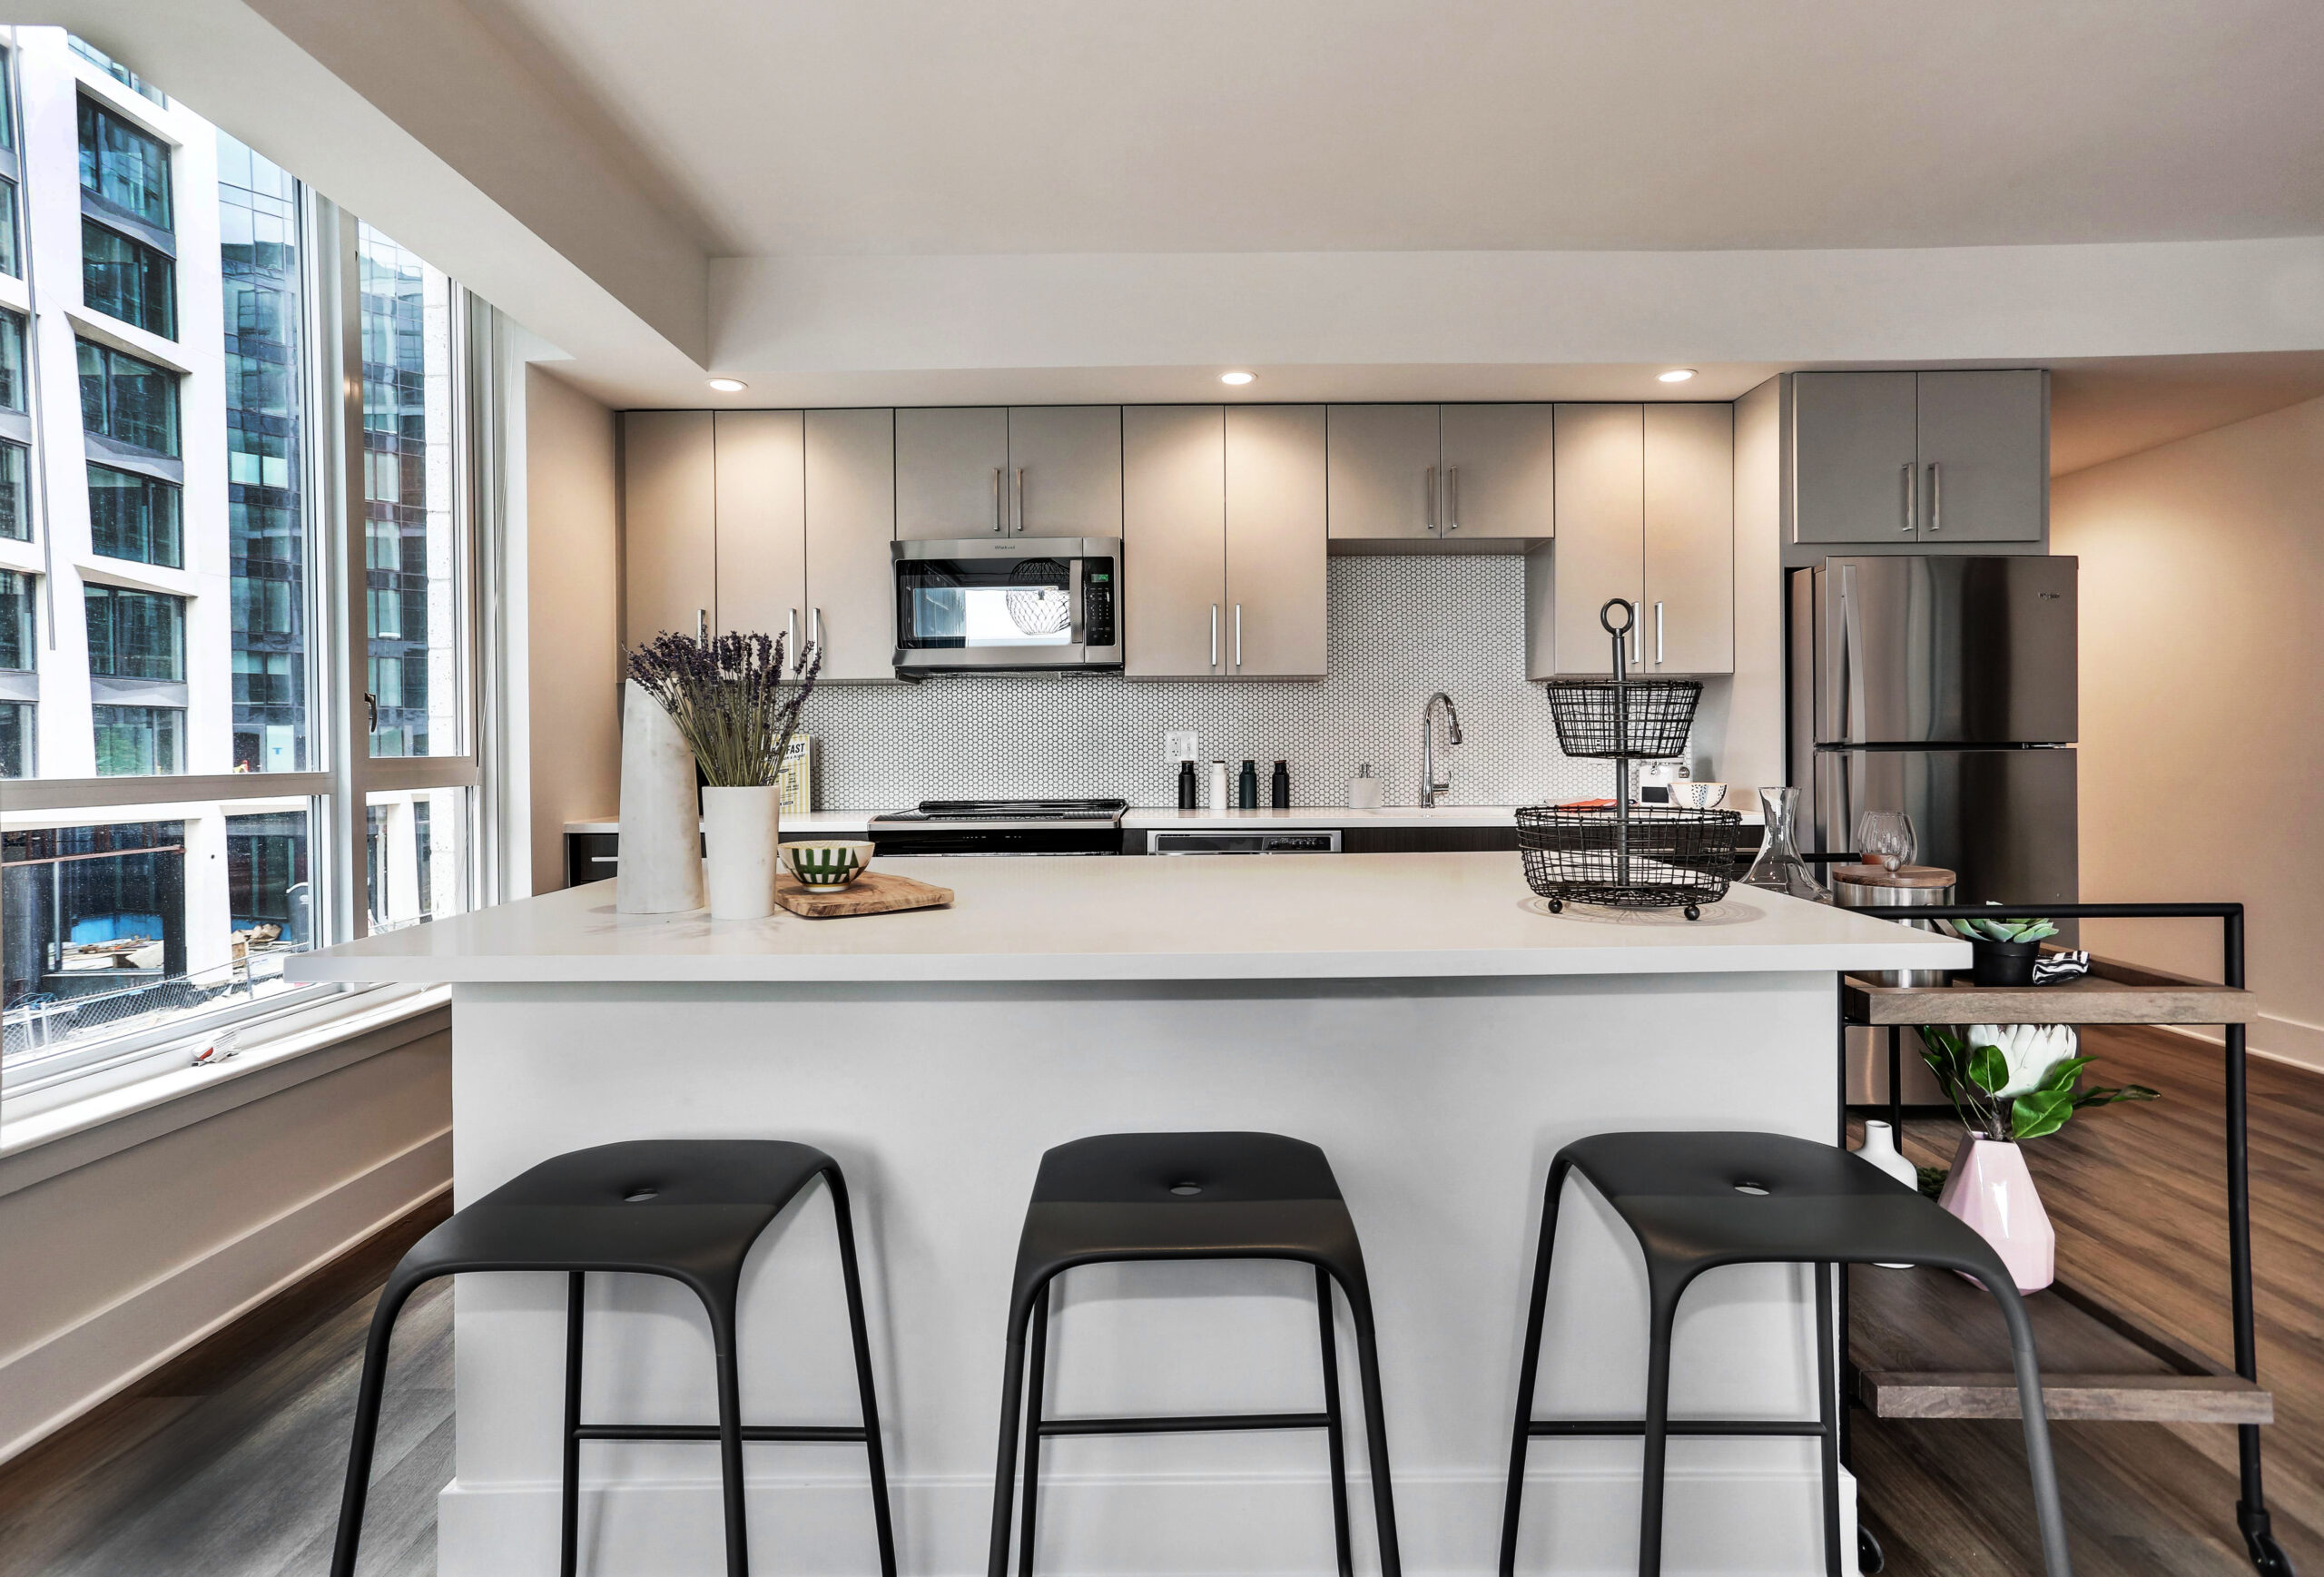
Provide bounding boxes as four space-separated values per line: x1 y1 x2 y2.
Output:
799 555 1639 810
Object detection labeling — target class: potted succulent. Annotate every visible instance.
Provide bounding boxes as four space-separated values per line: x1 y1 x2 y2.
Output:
1946 913 2061 986
628 630 821 920
1917 1021 2158 1290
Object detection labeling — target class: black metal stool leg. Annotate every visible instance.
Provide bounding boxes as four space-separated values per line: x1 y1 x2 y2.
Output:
329 1267 431 1577
1636 1267 1686 1577
562 1272 586 1577
1335 1271 1403 1577
1499 1156 1571 1577
697 1283 751 1577
988 1285 1040 1577
1315 1265 1354 1577
1981 1276 2073 1577
1815 1263 1841 1577
825 1168 899 1577
1018 1289 1052 1577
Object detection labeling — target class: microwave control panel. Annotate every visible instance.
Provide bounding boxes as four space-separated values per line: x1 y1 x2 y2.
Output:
1083 559 1117 646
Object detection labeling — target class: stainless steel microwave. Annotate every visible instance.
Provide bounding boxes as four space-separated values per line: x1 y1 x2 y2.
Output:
891 537 1122 675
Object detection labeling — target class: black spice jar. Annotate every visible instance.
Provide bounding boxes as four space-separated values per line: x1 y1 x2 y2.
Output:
1270 759 1291 809
1237 759 1260 809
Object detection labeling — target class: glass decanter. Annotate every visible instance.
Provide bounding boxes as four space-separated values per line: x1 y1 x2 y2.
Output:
1744 785 1831 903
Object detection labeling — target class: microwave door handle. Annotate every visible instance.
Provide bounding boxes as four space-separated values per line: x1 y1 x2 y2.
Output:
1068 557 1086 644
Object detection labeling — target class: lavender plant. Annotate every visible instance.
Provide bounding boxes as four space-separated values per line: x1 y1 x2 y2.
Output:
626 630 821 787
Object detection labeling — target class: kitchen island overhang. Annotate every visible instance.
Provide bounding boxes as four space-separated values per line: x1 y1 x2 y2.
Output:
294 854 1966 1577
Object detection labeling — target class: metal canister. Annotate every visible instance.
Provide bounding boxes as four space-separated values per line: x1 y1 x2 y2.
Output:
1833 863 1958 1109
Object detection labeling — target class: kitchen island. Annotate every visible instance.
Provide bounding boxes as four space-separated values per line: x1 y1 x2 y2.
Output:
292 853 1963 1577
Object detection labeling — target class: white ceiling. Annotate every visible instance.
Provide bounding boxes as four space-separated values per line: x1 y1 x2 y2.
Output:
480 0 2324 257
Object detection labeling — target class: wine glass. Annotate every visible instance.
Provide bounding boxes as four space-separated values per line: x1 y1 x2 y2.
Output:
1856 811 1917 874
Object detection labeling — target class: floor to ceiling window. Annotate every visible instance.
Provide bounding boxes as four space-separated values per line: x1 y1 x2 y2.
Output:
0 30 490 1104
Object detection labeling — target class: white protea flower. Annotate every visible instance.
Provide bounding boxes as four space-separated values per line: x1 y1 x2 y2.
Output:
1967 1022 2079 1099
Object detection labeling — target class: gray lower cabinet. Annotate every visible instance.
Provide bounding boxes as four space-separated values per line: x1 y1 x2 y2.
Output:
804 409 899 681
713 409 807 648
1789 370 2045 545
1124 404 1325 678
1437 403 1556 539
1008 405 1122 537
621 411 716 647
1225 405 1326 676
1326 405 1442 540
896 406 1009 539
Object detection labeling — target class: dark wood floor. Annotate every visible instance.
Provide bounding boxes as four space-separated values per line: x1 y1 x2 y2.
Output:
0 1025 2313 1574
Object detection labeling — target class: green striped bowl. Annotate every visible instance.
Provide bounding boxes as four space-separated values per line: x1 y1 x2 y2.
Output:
782 840 874 891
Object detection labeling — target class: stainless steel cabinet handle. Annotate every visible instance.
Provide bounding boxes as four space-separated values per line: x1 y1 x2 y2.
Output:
787 608 798 653
991 468 1004 533
1928 461 1943 532
1209 603 1219 669
1235 604 1244 670
1014 467 1026 535
1900 463 1915 534
697 608 708 644
1425 465 1438 533
1630 601 1642 665
810 607 822 650
1655 600 1664 665
1447 466 1460 530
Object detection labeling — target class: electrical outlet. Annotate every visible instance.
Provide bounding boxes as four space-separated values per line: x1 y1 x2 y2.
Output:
1164 731 1198 763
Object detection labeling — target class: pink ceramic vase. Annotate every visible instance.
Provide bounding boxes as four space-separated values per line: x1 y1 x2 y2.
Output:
1936 1132 2055 1293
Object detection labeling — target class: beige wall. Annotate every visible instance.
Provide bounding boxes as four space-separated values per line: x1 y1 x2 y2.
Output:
524 366 623 892
0 1019 450 1462
2053 394 2324 1070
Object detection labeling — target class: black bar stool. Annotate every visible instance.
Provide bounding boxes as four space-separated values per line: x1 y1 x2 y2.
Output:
330 1139 897 1577
1497 1130 2071 1577
988 1131 1402 1577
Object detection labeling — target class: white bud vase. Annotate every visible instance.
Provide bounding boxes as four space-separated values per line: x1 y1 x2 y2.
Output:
1937 1132 2055 1293
700 785 783 920
1854 1120 1919 1268
615 680 705 915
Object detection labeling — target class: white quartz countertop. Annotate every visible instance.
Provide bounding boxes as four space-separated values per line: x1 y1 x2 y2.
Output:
565 804 1762 835
292 852 1959 985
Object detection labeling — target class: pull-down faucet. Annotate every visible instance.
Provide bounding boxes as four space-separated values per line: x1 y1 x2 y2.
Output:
1420 691 1462 808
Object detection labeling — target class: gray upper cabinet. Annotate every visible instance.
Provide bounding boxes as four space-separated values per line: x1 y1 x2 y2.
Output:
1225 405 1327 677
1123 405 1227 677
1790 372 1919 545
896 406 1009 539
1327 405 1442 540
1009 406 1122 537
1915 370 2046 543
622 410 716 648
711 410 807 649
1540 405 1645 677
1437 404 1556 539
1124 404 1326 679
1790 370 2044 545
1642 403 1734 675
803 409 898 682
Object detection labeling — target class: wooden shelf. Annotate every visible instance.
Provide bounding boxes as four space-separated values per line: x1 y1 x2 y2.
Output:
1848 1263 2272 1424
1843 953 2251 1026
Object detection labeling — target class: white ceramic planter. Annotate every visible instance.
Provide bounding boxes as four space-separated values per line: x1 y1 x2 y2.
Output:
1936 1132 2056 1293
701 784 783 920
615 680 705 915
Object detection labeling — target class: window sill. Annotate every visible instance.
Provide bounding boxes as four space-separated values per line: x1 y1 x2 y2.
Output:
0 985 450 1201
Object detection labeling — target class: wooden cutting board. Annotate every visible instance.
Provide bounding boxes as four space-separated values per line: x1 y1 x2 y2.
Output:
773 869 955 919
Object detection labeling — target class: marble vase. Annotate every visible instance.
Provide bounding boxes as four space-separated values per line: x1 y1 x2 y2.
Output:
1937 1132 2056 1293
615 680 704 915
701 785 783 920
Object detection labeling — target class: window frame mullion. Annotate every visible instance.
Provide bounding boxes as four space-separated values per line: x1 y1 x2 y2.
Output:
310 194 367 943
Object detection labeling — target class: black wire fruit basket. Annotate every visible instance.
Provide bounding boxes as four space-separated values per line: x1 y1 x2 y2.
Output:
1525 599 1742 920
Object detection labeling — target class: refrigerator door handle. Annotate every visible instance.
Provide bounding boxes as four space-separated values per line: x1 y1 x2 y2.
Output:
1835 563 1870 744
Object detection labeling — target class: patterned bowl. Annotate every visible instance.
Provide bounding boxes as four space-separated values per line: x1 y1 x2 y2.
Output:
782 841 874 891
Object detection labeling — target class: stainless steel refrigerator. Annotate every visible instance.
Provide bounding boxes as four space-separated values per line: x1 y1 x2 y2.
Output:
1789 555 2078 904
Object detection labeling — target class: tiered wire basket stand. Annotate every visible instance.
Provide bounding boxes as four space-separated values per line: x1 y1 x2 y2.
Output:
1519 598 1742 921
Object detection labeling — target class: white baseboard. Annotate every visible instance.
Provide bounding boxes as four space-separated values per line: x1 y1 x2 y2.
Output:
0 1127 451 1465
439 1464 1856 1577
2149 1013 2324 1076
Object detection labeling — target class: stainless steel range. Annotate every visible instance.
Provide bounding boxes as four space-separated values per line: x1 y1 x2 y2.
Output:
867 799 1127 857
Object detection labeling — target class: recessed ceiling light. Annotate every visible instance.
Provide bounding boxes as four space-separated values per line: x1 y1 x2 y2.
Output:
1219 370 1256 386
1657 369 1697 384
706 377 748 392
